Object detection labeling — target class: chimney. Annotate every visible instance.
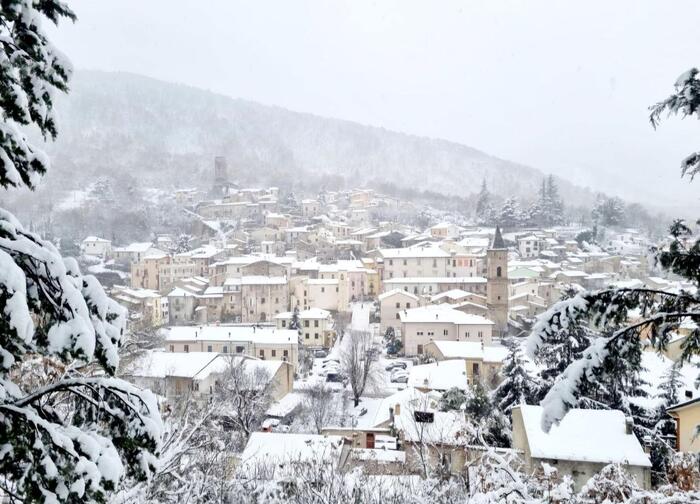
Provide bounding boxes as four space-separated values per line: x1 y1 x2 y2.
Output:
625 416 634 435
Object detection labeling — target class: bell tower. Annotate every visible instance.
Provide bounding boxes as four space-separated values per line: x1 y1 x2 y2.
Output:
486 226 509 338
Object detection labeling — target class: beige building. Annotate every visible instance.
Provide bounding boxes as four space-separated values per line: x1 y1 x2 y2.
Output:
512 405 652 491
667 397 700 453
399 304 494 356
112 286 165 327
275 308 335 347
378 289 420 335
164 325 300 371
131 250 170 291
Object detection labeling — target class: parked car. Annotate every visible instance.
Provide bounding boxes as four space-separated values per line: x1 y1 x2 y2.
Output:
326 372 345 383
391 373 409 384
314 349 328 358
319 364 340 377
385 361 407 371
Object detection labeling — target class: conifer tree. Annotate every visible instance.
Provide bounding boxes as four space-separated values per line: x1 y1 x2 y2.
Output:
0 3 162 501
493 338 537 412
649 362 683 485
527 67 700 433
475 178 493 225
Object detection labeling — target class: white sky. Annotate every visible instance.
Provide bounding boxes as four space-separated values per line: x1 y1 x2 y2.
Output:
49 0 700 211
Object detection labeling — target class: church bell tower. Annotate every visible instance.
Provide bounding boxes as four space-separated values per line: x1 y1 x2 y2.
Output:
486 226 509 338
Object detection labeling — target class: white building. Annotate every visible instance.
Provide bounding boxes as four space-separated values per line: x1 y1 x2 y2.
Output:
398 304 494 355
81 236 112 257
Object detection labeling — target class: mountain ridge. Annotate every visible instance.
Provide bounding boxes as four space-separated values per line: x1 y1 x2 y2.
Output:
40 70 595 208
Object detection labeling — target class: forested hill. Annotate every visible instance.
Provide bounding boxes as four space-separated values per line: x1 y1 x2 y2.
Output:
41 70 594 205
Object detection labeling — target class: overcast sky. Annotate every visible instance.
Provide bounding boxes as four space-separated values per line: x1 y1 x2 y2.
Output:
49 0 700 212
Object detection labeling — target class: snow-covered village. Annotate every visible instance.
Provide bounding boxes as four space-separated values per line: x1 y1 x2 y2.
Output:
4 1 700 503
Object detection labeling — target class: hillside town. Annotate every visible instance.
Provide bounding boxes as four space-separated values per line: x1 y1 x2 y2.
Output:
5 2 700 503
54 156 696 500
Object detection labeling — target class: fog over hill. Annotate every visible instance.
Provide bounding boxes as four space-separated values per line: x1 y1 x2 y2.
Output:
28 70 597 208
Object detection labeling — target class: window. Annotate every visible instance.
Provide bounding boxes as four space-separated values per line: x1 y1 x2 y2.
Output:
321 287 325 293
236 346 244 353
396 302 400 309
432 259 437 267
305 333 310 339
496 266 502 277
304 320 310 327
283 350 289 357
389 259 393 266
478 331 483 339
271 349 277 357
282 320 287 327
417 344 424 355
417 331 424 336
259 349 265 358
396 313 400 319
169 344 174 352
223 345 229 353
443 329 448 336
465 331 470 338
427 331 434 337
314 320 319 327
403 259 407 266
207 345 212 352
406 302 411 308
261 297 266 304
314 333 319 339
184 344 189 353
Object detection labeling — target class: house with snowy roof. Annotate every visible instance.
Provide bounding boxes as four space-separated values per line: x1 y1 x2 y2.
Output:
81 236 112 257
164 324 300 370
235 432 347 480
121 351 293 403
112 242 159 264
378 289 422 335
398 304 494 356
423 340 508 386
512 405 652 491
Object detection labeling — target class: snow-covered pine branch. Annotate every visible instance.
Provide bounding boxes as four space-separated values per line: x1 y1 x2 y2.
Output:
0 2 163 501
527 286 700 432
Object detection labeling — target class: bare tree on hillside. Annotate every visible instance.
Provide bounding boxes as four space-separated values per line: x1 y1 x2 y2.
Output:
305 383 336 434
341 329 379 407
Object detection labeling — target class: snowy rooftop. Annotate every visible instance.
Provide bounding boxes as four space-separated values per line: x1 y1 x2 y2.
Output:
384 276 487 285
164 325 298 345
377 288 420 301
395 409 470 445
429 341 508 363
430 289 473 302
237 432 344 476
399 304 494 326
123 352 284 381
408 360 469 391
516 405 652 467
114 242 154 253
379 246 451 259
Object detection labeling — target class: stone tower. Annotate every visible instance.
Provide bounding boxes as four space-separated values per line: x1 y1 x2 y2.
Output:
213 156 228 196
486 225 509 338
